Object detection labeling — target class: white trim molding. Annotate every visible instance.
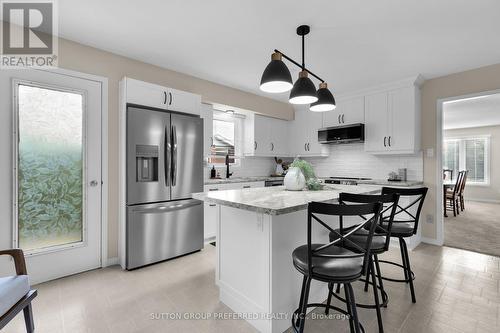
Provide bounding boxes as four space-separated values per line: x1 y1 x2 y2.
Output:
436 88 500 248
37 67 110 269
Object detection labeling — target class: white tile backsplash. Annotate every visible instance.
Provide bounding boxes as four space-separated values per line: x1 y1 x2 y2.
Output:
203 144 424 181
303 143 423 181
204 157 276 180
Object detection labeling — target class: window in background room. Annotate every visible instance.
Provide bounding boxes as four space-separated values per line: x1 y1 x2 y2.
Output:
208 111 244 167
443 136 490 185
443 139 459 180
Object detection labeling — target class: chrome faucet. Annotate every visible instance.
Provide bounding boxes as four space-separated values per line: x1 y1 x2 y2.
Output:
225 154 233 178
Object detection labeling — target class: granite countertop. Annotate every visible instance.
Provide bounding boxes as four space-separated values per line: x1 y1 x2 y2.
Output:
192 184 382 215
354 179 423 187
204 176 284 185
204 176 422 187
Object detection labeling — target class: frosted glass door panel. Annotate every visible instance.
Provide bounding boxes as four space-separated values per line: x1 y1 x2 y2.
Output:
17 84 84 252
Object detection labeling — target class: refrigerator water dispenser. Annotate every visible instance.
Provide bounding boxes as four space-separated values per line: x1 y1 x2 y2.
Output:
135 144 158 182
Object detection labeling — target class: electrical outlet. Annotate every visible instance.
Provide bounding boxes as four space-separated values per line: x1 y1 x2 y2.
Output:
426 214 434 224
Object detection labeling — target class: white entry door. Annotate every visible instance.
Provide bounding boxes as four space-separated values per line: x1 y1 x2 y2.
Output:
0 69 103 284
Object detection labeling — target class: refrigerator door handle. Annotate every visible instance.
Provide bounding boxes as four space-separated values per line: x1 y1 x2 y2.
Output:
164 125 170 186
131 200 201 214
171 125 178 186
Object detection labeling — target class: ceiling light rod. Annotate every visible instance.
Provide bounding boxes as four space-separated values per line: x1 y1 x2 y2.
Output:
273 49 325 83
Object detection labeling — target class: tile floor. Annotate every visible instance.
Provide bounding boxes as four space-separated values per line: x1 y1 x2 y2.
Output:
3 243 499 333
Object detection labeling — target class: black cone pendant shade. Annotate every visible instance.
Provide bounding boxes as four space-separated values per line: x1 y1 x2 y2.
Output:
310 82 336 112
289 70 318 104
260 52 293 93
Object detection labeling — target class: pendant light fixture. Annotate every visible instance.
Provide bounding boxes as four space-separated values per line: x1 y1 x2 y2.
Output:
310 82 336 111
289 70 318 104
260 52 293 93
259 25 335 111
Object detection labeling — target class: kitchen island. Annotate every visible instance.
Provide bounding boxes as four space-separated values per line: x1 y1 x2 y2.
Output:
193 184 389 333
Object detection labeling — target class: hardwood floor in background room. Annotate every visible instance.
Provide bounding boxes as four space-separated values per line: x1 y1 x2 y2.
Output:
444 201 500 257
3 244 500 333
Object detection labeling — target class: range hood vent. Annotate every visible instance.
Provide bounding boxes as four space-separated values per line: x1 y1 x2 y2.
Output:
318 123 365 144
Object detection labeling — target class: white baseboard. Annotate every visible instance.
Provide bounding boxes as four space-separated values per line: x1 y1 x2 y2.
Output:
466 198 500 204
421 237 443 246
103 257 119 267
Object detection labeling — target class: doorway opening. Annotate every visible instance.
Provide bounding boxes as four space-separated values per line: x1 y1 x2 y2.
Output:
437 90 500 257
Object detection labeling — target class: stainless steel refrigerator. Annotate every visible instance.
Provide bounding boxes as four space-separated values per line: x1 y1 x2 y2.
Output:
126 105 203 269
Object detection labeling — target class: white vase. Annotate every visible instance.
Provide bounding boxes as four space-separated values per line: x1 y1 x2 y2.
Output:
284 167 306 191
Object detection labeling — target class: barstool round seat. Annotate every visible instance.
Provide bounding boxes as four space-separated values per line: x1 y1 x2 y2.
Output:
292 244 363 281
380 221 413 237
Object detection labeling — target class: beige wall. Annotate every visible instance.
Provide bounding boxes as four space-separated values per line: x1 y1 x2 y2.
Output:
421 63 500 240
444 125 500 203
57 38 293 259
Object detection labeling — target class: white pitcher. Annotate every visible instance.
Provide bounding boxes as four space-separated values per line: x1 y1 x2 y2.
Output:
284 167 306 191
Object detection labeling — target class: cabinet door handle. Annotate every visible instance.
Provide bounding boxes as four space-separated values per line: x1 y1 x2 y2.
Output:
209 204 217 207
243 185 251 189
168 92 173 105
271 143 274 151
388 136 392 147
163 91 167 104
307 143 310 151
304 143 307 151
342 114 345 123
208 188 219 191
384 137 387 147
338 114 341 124
254 141 257 150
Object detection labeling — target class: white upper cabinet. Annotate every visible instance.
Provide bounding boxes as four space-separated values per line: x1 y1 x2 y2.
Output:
364 78 422 154
123 77 201 116
365 92 389 152
244 114 289 157
168 87 201 114
200 104 213 158
322 96 365 127
289 106 328 157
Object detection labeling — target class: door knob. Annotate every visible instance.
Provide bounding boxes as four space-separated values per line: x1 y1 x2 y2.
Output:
90 180 99 187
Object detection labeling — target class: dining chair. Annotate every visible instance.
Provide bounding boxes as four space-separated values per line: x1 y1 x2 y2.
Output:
459 170 468 211
445 171 464 217
0 249 37 333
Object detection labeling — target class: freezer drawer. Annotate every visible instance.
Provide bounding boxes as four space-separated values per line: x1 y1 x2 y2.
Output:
126 199 203 269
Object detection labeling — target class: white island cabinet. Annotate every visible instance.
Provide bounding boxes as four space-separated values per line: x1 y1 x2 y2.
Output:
193 185 381 333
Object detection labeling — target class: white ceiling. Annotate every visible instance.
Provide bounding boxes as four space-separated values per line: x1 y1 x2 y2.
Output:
58 0 500 102
444 93 500 130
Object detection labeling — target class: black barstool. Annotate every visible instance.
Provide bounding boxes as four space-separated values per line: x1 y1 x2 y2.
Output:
325 192 400 333
291 201 383 333
378 187 428 303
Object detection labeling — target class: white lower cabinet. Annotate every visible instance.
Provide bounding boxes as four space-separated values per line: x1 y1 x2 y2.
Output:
203 181 265 242
204 202 218 242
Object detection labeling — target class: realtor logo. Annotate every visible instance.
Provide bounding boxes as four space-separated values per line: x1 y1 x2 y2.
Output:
1 0 58 68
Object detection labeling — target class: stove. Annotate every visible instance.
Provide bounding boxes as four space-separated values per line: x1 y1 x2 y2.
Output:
324 177 372 186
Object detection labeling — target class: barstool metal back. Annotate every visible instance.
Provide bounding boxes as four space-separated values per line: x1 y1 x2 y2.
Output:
291 201 383 333
381 187 428 236
338 192 400 252
378 187 428 304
